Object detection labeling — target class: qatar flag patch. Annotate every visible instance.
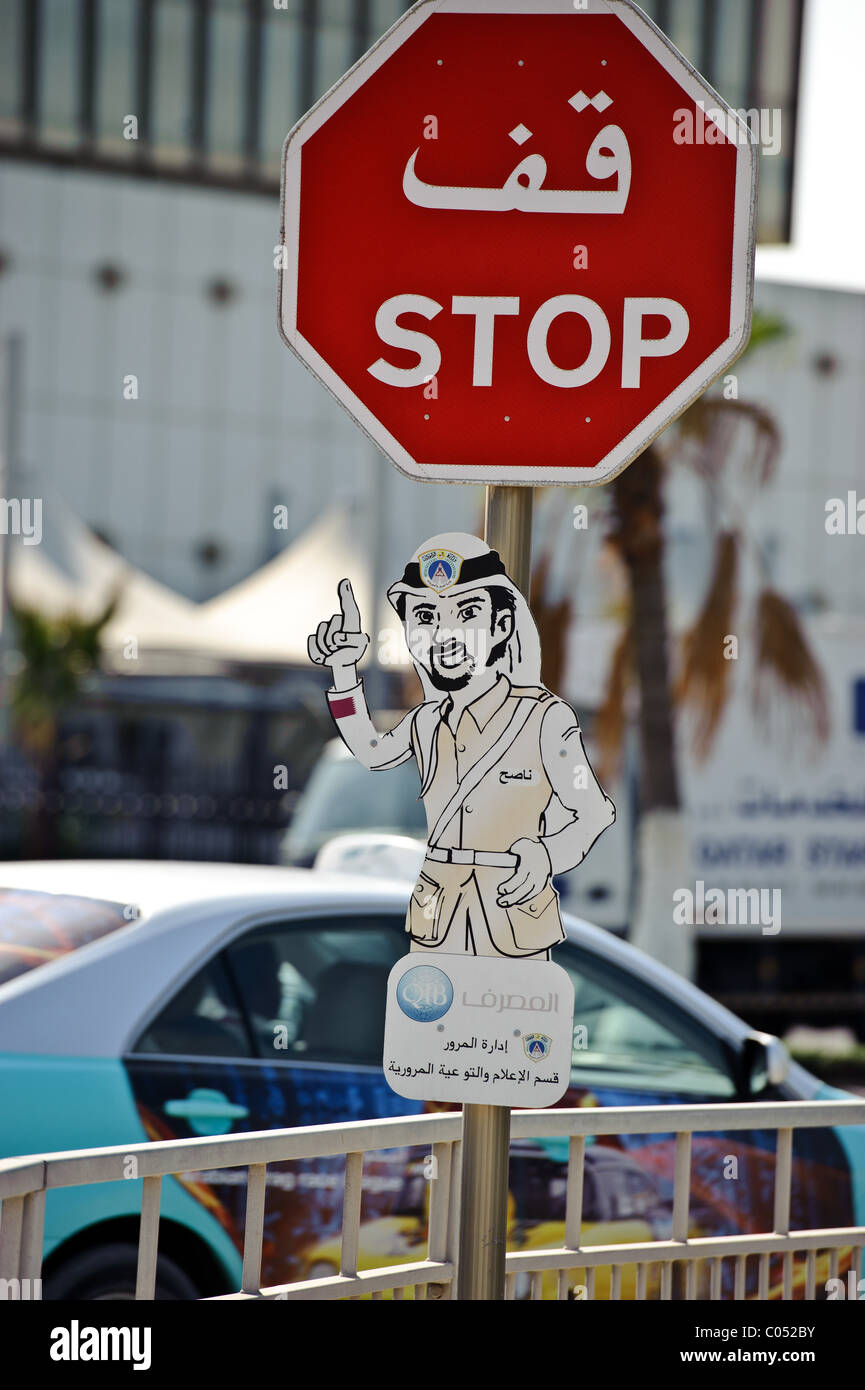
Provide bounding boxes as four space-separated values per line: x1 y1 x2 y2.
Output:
329 695 356 720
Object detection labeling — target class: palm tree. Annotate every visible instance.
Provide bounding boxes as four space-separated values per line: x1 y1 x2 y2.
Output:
530 311 829 976
9 593 118 858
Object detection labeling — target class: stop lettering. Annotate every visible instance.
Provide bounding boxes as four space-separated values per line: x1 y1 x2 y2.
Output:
368 293 690 391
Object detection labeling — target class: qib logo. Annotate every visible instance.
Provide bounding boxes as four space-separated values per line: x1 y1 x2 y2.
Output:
397 965 453 1022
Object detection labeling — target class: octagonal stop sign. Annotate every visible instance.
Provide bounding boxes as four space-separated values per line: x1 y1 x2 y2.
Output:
278 0 756 486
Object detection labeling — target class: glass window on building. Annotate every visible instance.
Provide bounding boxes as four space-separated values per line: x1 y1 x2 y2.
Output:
0 0 24 138
151 0 195 166
666 0 704 71
371 0 407 40
711 0 753 112
96 0 137 158
206 0 248 174
261 2 305 170
39 0 80 149
316 0 359 103
757 0 802 242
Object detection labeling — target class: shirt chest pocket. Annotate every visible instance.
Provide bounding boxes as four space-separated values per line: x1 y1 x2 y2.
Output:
505 880 563 950
408 871 444 942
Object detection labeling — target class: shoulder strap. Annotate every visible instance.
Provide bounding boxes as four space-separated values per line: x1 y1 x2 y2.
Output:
427 695 539 848
412 702 441 798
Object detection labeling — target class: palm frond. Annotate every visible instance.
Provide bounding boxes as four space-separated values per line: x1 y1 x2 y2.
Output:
675 531 739 759
595 618 634 784
752 589 831 743
674 398 781 490
742 308 790 358
8 592 119 739
531 551 571 693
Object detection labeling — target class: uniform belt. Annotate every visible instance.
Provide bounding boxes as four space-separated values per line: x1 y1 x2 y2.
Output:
426 846 517 868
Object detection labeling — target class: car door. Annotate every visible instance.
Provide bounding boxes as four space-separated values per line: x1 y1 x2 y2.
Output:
513 938 854 1298
123 910 424 1288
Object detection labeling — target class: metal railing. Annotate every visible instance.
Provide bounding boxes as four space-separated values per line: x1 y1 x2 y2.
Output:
1 1099 864 1301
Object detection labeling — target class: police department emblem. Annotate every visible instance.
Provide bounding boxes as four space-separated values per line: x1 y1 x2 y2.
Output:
523 1033 552 1062
419 549 463 592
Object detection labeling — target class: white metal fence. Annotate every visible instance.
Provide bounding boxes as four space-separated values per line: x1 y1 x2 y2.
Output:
1 1100 864 1301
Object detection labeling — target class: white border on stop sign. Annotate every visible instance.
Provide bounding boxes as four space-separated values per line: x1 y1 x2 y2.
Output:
277 0 757 487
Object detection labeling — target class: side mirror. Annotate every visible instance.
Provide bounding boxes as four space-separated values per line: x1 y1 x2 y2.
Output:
742 1031 790 1094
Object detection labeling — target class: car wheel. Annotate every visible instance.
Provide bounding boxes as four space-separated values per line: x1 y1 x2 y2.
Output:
44 1243 201 1301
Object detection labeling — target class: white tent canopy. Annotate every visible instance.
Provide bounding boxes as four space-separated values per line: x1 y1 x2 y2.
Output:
7 501 400 671
8 500 216 670
198 507 400 666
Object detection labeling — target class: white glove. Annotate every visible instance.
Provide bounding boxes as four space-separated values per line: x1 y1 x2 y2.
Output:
307 578 370 689
497 838 553 907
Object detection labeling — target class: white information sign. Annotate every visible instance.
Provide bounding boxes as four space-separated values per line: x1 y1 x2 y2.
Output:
383 953 575 1108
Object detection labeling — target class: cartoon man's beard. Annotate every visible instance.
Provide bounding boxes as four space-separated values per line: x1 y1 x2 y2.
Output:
487 633 511 668
424 644 478 690
422 633 510 691
425 663 475 692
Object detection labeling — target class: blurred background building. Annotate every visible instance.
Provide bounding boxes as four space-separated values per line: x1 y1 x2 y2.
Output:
0 0 863 1036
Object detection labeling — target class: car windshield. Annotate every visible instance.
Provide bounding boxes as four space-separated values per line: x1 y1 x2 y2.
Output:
0 888 131 987
291 752 427 838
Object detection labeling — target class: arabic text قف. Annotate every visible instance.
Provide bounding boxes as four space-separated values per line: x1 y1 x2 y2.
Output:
402 121 632 217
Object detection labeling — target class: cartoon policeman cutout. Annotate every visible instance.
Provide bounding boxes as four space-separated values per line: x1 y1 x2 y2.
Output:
308 532 615 959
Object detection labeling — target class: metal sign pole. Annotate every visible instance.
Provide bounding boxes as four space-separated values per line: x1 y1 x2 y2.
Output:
457 483 533 1301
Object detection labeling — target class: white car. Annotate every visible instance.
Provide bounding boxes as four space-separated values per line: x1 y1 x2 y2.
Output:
0 859 860 1300
279 737 427 867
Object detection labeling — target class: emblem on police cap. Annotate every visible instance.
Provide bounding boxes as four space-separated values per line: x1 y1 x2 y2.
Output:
523 1033 552 1062
419 549 463 592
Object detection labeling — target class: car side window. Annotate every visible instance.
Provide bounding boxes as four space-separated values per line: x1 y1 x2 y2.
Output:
223 915 404 1066
133 954 252 1058
558 943 736 1097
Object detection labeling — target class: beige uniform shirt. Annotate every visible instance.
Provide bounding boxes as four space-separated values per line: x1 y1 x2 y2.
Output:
325 671 615 956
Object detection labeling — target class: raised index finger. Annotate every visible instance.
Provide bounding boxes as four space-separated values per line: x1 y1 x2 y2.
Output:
338 577 361 633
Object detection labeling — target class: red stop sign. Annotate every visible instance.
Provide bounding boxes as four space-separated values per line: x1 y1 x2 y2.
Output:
278 0 756 485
